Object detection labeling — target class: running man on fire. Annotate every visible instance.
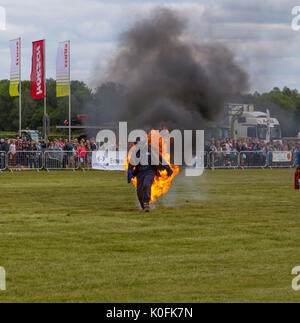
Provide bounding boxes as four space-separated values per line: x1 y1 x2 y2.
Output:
127 137 174 212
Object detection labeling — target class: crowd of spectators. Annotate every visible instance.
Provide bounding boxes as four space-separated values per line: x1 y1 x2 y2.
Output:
0 136 98 169
0 136 98 152
205 138 300 168
205 138 299 154
1 135 299 169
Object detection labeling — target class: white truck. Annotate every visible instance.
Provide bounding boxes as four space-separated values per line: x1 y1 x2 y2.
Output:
232 111 282 141
226 104 282 141
205 104 282 141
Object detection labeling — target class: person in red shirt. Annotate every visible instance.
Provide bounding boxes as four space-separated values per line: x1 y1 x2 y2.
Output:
77 143 87 164
57 138 64 149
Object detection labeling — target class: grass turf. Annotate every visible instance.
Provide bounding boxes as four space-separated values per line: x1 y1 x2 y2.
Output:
0 169 299 303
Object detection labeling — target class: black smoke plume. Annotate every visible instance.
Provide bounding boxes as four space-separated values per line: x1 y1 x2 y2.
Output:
93 7 249 130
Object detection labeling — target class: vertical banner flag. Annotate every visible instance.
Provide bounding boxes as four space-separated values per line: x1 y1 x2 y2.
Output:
56 41 70 97
9 38 21 97
31 40 45 99
266 109 271 143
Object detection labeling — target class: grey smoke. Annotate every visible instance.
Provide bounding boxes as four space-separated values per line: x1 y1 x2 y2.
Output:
94 7 250 130
160 170 209 207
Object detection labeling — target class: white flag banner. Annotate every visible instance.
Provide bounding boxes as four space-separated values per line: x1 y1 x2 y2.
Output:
9 38 21 97
56 40 70 97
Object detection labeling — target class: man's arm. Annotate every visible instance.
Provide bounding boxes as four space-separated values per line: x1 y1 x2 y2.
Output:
127 157 137 183
127 167 134 183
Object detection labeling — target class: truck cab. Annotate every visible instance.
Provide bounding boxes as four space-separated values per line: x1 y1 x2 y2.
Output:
233 111 282 141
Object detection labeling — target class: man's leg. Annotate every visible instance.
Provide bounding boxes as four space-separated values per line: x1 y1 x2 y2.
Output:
136 173 145 209
142 171 155 212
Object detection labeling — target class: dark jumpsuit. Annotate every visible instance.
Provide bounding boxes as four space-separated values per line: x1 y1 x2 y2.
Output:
135 164 156 209
129 145 171 209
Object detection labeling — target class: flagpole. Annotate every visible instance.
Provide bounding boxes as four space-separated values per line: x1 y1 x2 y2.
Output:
68 40 71 142
19 37 22 137
44 39 47 143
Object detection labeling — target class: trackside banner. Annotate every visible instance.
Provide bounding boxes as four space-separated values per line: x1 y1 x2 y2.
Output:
272 151 292 163
92 151 126 171
9 38 21 97
56 41 70 97
31 40 45 99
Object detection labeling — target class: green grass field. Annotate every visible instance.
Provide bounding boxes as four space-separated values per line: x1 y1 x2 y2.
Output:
0 169 300 303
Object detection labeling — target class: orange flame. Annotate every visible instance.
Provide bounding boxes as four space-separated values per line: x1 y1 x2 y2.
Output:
125 129 180 204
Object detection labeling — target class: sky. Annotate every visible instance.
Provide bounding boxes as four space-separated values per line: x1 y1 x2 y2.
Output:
0 0 299 93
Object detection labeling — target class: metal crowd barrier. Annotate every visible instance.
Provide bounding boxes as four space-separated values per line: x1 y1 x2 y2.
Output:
0 151 7 171
79 151 93 170
204 151 209 169
207 150 298 169
268 151 297 168
0 150 298 171
7 151 44 171
292 151 298 168
44 151 80 170
209 151 240 169
239 151 268 168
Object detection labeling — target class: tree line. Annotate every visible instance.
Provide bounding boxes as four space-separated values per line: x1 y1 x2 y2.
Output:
0 79 127 132
0 79 299 136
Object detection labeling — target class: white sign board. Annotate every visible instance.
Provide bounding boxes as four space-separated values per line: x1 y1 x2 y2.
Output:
92 151 126 171
272 151 292 163
0 267 5 291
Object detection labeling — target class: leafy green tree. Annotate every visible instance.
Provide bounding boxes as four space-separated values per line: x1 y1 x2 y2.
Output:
0 79 94 131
